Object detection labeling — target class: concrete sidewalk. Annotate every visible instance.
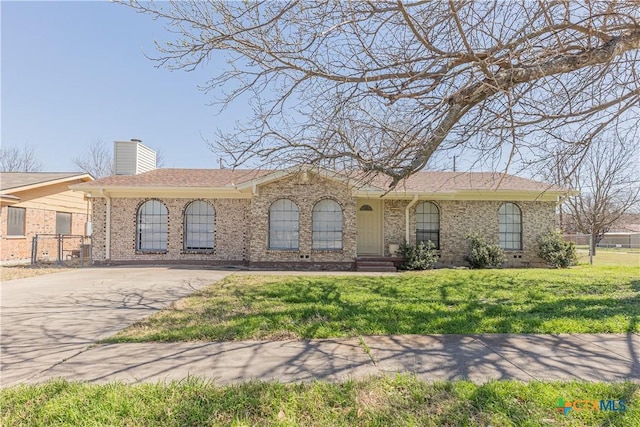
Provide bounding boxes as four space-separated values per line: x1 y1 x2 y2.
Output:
4 334 639 386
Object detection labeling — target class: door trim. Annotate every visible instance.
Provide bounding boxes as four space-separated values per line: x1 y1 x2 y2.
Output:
356 199 383 256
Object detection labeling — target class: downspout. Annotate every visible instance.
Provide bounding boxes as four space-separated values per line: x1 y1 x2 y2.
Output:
97 189 111 260
106 194 111 260
405 194 419 243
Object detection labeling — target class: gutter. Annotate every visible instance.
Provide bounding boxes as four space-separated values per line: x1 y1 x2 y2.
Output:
405 194 419 242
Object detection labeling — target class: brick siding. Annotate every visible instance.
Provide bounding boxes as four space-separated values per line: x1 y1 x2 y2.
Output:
1 206 88 264
90 175 556 268
382 199 556 267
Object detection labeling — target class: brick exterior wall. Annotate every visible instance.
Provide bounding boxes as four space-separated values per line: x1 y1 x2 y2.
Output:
248 172 357 265
381 199 556 267
0 206 88 264
100 197 250 262
89 174 556 268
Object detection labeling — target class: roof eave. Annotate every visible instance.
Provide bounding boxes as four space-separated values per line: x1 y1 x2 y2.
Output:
5 173 94 194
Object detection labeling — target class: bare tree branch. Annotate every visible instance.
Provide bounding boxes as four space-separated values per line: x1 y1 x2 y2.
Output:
121 1 640 186
73 139 114 179
0 145 43 172
547 135 640 254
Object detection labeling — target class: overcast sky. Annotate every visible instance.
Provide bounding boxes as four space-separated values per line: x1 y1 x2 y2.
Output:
2 1 252 171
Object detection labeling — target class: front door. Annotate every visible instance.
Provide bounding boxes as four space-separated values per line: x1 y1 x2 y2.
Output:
356 199 382 255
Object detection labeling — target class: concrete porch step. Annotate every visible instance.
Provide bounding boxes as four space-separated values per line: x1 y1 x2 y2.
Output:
355 258 398 272
356 265 398 272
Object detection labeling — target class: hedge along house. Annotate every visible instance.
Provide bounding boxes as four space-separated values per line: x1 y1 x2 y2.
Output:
70 142 567 270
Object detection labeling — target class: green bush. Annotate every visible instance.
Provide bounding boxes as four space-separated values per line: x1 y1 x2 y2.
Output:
464 233 505 268
398 240 438 270
536 230 577 268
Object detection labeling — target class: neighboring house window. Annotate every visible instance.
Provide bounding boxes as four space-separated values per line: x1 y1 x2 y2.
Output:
312 199 343 250
137 200 168 251
184 200 215 251
7 207 25 236
56 212 72 235
499 202 522 250
269 199 299 249
416 202 440 249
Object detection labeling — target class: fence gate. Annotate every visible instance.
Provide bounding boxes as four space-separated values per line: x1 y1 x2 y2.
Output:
31 234 92 267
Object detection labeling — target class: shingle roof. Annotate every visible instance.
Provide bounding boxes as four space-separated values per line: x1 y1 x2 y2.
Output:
0 172 92 192
76 169 272 188
375 172 565 193
76 168 564 193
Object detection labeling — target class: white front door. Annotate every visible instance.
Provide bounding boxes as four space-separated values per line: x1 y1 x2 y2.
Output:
356 199 382 255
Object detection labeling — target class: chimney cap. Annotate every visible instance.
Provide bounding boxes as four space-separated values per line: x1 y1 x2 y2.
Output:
130 138 142 142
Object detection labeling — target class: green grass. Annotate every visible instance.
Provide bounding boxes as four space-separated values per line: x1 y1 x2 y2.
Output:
2 376 637 426
576 250 640 267
106 265 640 342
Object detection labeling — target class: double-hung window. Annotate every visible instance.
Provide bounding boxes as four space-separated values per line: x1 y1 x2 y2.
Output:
416 202 440 249
137 200 168 251
312 199 343 250
499 202 522 250
269 199 299 249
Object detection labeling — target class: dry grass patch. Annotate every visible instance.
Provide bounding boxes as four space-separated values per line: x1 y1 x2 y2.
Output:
1 265 70 282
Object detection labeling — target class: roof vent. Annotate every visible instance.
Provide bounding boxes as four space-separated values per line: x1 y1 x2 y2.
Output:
114 140 156 175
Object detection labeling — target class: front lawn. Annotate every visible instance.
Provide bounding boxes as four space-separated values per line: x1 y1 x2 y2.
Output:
2 376 637 426
106 265 639 342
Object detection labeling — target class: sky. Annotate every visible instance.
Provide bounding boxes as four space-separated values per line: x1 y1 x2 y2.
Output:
2 1 247 171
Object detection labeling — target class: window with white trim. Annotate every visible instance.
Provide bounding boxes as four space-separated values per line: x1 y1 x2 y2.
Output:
416 202 440 249
269 199 299 249
7 207 25 236
137 200 168 251
312 199 343 250
184 200 215 251
499 202 522 250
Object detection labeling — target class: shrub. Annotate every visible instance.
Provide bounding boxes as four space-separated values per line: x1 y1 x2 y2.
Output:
398 240 438 270
464 233 505 268
536 230 577 268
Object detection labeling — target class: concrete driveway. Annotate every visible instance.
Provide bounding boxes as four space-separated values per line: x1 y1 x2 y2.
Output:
0 266 231 386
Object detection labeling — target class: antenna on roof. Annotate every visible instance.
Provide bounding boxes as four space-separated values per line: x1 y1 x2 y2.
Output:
219 158 225 169
453 156 457 172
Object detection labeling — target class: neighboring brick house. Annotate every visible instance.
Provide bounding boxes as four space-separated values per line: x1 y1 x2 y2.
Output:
1 172 94 264
71 167 566 269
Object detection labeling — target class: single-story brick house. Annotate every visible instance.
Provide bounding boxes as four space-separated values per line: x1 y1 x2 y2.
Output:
1 172 93 264
71 166 566 269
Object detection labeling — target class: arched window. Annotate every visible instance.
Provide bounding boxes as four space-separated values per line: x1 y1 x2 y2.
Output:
416 202 440 249
312 199 343 250
184 200 215 251
269 199 299 249
137 200 168 251
499 203 522 250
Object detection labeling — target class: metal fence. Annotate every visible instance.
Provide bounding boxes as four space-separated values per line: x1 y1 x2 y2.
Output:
31 234 92 266
563 233 640 249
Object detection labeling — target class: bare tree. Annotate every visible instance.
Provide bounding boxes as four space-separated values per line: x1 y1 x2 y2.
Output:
73 139 114 179
561 138 640 255
73 139 165 178
122 1 640 186
0 145 43 172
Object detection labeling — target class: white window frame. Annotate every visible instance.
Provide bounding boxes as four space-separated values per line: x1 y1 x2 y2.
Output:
416 202 440 249
137 200 168 252
184 200 215 251
499 202 522 250
312 199 343 250
269 199 299 250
